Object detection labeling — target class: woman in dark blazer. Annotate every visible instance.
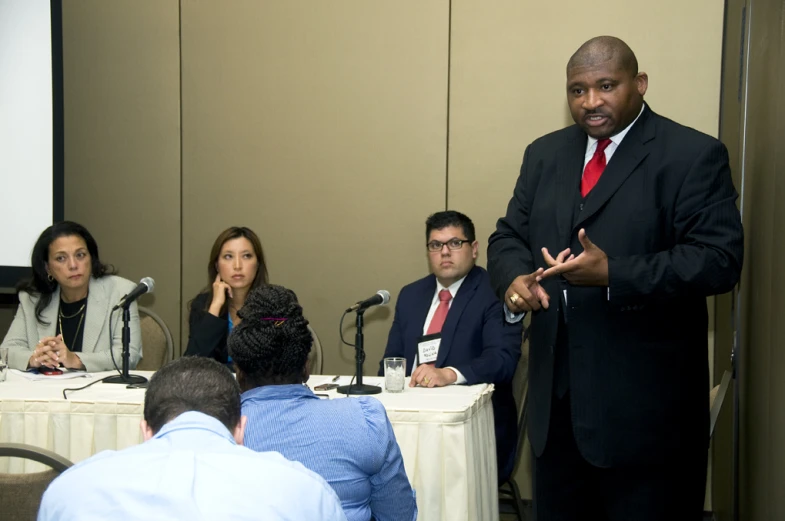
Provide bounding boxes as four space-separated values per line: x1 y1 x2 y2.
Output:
184 227 268 365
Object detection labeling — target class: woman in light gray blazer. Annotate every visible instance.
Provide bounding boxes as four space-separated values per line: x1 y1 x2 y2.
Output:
1 222 141 372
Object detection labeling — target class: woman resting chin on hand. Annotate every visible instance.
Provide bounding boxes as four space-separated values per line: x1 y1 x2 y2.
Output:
184 226 269 367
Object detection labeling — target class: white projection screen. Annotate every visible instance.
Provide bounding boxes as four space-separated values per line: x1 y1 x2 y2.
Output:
0 0 63 289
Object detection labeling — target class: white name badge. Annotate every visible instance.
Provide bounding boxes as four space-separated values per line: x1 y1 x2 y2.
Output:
417 333 441 365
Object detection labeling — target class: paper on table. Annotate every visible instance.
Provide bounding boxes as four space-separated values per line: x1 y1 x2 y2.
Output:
10 369 93 381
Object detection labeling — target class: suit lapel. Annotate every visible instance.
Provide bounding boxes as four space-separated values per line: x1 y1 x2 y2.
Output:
82 277 107 353
435 267 479 367
556 128 588 246
410 276 436 360
37 287 60 340
574 107 655 230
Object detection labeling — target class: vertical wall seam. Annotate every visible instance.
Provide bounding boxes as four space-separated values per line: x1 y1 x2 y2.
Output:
445 0 452 210
178 0 184 357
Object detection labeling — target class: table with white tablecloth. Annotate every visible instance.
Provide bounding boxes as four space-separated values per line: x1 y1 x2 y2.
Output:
0 370 499 521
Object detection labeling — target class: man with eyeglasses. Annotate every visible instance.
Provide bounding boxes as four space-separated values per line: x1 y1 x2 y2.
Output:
379 210 522 482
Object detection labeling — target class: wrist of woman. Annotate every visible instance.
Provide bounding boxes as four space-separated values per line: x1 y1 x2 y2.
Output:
208 302 223 317
65 353 84 370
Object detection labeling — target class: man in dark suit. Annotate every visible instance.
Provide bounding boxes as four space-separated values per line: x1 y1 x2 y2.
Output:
487 36 744 520
380 210 522 482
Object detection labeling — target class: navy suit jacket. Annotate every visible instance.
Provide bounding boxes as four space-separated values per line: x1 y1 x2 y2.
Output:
380 265 522 481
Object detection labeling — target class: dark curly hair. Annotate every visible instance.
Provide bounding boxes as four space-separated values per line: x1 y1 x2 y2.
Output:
228 284 312 389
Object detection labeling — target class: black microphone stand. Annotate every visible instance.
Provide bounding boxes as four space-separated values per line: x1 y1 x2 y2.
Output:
337 308 381 395
104 304 147 385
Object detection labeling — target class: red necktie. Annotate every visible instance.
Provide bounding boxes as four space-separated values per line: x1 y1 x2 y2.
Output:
580 138 612 197
426 290 452 335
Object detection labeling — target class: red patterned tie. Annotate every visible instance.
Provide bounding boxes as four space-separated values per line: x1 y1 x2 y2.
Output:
580 138 612 197
426 290 452 335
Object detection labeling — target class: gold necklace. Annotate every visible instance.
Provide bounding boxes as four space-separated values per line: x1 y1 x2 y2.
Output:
59 305 86 351
59 303 85 319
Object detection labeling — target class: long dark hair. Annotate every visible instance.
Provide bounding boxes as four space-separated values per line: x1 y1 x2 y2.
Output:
197 226 269 315
17 221 114 324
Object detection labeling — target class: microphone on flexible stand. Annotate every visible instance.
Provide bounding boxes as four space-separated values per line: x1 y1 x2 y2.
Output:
104 277 155 385
338 290 391 396
112 277 155 311
345 290 390 313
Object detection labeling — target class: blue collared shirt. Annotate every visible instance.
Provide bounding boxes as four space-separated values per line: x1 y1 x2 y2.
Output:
38 411 347 521
241 384 417 521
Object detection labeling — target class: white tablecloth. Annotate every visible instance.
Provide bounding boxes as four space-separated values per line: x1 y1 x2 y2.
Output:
0 371 498 521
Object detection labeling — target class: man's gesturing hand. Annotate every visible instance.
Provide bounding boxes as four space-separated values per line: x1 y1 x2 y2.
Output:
505 268 550 313
539 229 609 286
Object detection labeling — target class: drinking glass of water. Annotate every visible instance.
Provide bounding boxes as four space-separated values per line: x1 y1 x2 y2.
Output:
384 357 406 393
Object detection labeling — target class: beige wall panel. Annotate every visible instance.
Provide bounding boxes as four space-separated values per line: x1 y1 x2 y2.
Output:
180 1 449 372
61 0 182 355
448 0 725 504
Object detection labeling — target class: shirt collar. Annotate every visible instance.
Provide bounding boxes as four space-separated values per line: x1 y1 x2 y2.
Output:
436 273 467 298
240 383 317 405
153 411 237 444
586 102 646 152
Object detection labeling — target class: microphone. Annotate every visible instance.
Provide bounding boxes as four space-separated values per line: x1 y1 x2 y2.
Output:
345 290 390 313
113 277 155 310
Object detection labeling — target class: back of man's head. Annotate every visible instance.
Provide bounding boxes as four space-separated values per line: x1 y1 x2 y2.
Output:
143 357 241 435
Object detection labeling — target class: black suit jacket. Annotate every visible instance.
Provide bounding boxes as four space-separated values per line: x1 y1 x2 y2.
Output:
488 106 744 468
184 292 230 364
379 265 522 481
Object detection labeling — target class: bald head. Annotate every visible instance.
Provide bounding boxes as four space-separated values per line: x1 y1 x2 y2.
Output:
565 36 647 139
567 36 638 77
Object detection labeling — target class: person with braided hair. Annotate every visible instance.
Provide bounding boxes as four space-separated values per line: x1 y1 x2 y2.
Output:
231 284 417 521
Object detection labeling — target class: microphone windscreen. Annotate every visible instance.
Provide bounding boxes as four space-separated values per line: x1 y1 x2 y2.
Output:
141 277 156 294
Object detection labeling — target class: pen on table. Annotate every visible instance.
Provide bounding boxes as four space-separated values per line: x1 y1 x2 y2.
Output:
331 375 340 382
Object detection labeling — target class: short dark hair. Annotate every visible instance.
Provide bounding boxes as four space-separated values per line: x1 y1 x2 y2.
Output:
425 211 476 243
228 284 312 389
143 357 241 434
18 221 114 324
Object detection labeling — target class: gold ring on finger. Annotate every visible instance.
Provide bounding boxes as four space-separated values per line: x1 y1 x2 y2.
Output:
509 293 520 304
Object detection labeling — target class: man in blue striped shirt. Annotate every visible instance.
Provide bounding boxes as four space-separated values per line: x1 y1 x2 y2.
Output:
38 357 346 521
231 284 418 521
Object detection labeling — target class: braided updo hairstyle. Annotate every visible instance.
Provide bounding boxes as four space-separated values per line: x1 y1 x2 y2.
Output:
228 284 312 388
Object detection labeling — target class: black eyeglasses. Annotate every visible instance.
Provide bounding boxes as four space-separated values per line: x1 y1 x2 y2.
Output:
427 238 471 252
